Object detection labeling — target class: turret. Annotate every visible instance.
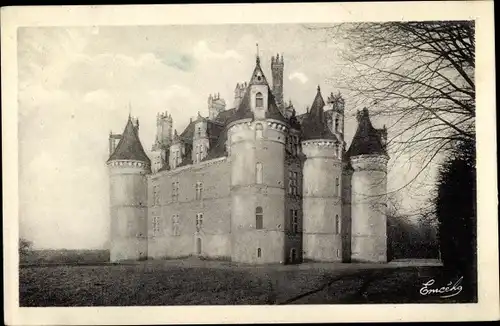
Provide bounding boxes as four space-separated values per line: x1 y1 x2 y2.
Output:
151 111 173 173
233 82 247 109
346 108 389 263
169 129 184 170
327 91 345 140
108 131 122 156
271 53 284 110
301 86 343 262
107 116 151 262
227 52 289 264
208 93 227 120
193 112 209 164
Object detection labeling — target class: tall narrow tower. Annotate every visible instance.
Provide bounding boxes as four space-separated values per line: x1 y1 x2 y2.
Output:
107 115 151 262
208 93 227 120
151 111 173 173
271 53 284 111
227 53 289 264
301 86 344 262
346 108 389 263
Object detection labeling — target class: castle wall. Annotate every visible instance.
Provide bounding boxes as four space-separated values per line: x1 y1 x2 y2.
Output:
148 157 231 259
350 155 388 263
109 162 149 262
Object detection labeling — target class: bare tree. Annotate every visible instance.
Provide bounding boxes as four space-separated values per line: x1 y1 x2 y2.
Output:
321 21 475 187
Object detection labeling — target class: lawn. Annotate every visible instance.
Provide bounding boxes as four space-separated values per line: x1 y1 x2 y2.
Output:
19 260 475 306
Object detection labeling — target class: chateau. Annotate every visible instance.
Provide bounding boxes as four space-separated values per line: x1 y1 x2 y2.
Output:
106 52 389 264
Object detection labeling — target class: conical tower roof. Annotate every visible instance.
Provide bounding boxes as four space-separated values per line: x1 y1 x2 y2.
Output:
107 116 151 165
346 108 388 157
302 86 336 140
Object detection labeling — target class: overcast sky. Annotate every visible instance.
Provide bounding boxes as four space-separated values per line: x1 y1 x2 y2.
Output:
18 24 436 249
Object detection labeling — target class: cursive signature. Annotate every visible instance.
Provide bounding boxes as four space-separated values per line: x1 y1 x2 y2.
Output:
419 276 463 298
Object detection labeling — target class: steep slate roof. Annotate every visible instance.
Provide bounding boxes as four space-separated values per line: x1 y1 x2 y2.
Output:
180 120 196 143
107 116 151 165
207 121 225 148
301 86 337 141
346 108 388 158
214 108 237 124
226 87 255 125
204 130 228 161
266 88 288 123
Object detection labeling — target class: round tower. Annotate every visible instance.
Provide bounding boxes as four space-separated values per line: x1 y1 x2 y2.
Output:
301 86 343 262
227 53 288 264
107 116 151 262
347 108 389 263
228 119 287 264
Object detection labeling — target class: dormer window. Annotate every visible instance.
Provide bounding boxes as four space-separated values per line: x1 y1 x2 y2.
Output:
255 92 263 108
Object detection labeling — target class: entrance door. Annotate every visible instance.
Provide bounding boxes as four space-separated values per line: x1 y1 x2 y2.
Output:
196 238 202 255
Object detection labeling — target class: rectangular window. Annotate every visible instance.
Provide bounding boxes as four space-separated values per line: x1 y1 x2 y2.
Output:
256 162 263 184
289 171 299 196
152 216 160 234
172 182 179 202
335 177 340 196
335 214 340 235
195 182 203 200
293 172 298 195
291 209 298 234
172 214 180 236
256 206 263 229
153 185 160 206
196 213 203 231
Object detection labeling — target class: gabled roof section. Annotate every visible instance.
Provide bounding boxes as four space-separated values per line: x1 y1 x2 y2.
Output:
301 86 336 141
346 108 388 158
249 56 269 86
107 116 151 165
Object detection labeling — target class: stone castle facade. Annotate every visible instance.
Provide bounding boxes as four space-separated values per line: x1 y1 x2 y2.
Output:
106 53 389 264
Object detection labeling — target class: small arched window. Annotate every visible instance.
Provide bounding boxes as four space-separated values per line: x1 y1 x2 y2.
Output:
335 214 340 234
335 117 339 132
257 248 262 258
335 177 339 196
255 123 263 139
255 92 264 108
256 162 263 184
197 127 202 138
256 206 263 229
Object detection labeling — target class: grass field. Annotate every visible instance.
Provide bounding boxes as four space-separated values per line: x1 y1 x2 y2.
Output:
19 259 475 306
